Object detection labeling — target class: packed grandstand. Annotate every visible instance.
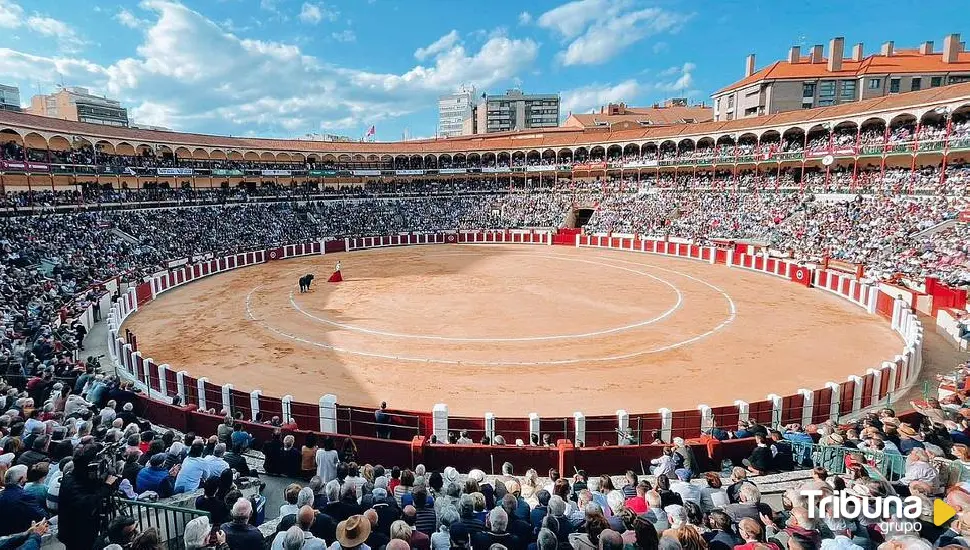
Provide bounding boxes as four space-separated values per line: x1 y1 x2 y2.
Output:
1 46 970 550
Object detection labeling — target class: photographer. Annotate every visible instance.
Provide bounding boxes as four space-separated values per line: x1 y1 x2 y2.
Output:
57 443 122 550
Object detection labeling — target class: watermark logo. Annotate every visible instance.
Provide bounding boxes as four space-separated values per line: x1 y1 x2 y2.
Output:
803 490 957 532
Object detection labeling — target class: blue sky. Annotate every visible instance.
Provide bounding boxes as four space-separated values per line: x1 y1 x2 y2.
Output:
0 0 963 140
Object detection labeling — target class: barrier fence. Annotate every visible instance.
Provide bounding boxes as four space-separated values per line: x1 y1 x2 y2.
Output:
106 229 925 467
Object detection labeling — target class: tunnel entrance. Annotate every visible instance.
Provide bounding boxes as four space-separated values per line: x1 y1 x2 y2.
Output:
572 208 595 229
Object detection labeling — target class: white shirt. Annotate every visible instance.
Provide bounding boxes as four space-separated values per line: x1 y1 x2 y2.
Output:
315 449 339 482
670 480 701 505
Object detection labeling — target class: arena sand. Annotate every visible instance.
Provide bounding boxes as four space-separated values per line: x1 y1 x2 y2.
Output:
123 245 902 416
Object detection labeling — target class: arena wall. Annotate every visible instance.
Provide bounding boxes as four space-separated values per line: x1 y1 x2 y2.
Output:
106 229 925 470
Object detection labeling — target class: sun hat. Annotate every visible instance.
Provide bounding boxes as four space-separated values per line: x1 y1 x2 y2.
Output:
468 469 485 483
336 515 371 547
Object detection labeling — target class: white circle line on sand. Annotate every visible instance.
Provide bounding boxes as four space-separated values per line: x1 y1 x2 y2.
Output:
244 251 737 366
285 253 684 342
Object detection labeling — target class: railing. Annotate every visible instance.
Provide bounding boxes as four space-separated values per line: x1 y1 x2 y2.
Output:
788 441 907 481
109 497 209 550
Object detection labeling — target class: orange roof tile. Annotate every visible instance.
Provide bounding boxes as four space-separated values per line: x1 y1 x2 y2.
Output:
717 51 970 94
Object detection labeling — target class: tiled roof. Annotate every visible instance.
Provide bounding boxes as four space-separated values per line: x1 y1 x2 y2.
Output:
716 51 970 94
1 83 969 155
563 105 714 129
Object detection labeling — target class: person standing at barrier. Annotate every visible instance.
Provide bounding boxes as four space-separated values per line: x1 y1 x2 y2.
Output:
375 402 391 439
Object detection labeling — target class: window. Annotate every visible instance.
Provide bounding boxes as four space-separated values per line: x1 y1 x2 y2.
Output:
840 80 857 99
802 82 816 97
949 75 970 84
868 78 881 89
744 107 758 116
727 95 735 108
889 78 900 93
931 76 943 87
818 99 835 107
911 78 922 91
818 80 836 97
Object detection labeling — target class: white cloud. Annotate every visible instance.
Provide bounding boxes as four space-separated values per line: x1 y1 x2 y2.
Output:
414 30 460 61
0 1 85 52
0 0 24 28
331 29 355 42
0 0 538 136
653 62 695 92
298 2 337 24
538 0 691 66
561 80 641 114
116 8 147 29
652 41 668 54
517 11 532 25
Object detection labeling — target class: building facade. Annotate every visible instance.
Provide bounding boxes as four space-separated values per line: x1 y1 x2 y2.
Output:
437 87 477 138
713 33 970 121
0 84 21 113
476 90 560 134
27 86 129 127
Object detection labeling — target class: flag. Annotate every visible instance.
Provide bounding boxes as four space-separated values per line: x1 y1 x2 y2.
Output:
365 125 375 138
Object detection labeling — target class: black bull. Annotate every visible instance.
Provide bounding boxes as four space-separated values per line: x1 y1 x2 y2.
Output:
299 274 314 293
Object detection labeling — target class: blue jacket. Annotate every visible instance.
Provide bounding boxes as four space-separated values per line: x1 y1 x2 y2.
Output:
136 466 175 498
0 485 47 536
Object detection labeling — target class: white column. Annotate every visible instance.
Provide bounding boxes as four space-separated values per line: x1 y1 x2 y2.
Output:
698 404 713 432
344 237 351 251
849 280 858 303
891 297 905 331
616 409 629 445
122 344 133 374
528 413 540 445
659 408 673 443
250 390 262 421
734 400 750 424
221 384 233 414
197 377 209 410
866 285 878 315
726 249 734 267
319 394 337 433
158 364 169 396
767 394 783 427
176 371 188 405
885 361 900 394
708 248 716 265
848 375 864 412
573 412 586 445
484 413 496 441
319 239 327 255
798 389 814 428
282 395 294 424
131 351 142 381
433 404 449 442
826 382 841 420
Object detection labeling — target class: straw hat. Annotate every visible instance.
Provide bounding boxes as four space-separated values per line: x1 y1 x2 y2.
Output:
336 515 371 548
898 424 918 437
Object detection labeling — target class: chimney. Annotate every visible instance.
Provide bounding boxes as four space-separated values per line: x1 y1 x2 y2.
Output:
828 37 844 71
810 44 824 63
881 41 894 56
851 43 864 61
788 46 801 63
943 33 961 63
745 54 756 77
919 41 934 55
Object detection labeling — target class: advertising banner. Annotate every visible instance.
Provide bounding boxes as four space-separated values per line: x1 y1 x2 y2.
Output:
156 167 194 176
394 169 424 176
309 169 338 177
212 169 244 176
352 169 381 176
261 169 292 176
0 161 50 172
482 167 511 173
439 168 467 174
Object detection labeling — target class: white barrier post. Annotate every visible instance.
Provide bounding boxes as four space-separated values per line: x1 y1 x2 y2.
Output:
250 390 262 421
573 412 586 446
484 413 496 441
528 413 540 446
734 400 750 424
197 377 209 410
282 395 294 424
433 404 449 442
698 404 713 432
885 361 900 396
658 408 673 443
767 394 783 427
848 375 863 412
826 382 841 420
319 394 337 433
131 351 142 381
221 384 233 414
176 371 187 405
616 410 629 445
866 285 878 315
157 364 169 397
797 389 814 428
891 297 905 331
